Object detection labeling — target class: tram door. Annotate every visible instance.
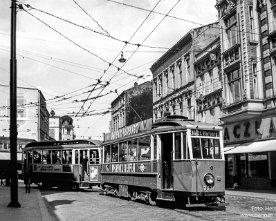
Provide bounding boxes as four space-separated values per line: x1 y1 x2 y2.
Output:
160 133 173 189
80 150 89 182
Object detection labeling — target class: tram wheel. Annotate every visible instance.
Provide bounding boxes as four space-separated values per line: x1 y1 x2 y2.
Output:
148 192 157 206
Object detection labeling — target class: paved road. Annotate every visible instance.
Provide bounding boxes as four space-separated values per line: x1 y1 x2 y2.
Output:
40 188 276 221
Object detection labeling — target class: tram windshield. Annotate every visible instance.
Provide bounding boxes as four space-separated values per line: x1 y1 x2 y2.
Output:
191 138 221 159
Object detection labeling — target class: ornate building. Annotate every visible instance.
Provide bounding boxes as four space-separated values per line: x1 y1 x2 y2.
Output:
61 115 75 140
216 0 276 189
150 23 220 122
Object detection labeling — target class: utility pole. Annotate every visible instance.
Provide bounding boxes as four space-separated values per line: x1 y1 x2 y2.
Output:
8 0 21 208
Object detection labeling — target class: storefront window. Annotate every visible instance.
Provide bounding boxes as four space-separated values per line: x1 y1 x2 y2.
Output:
248 153 268 177
238 154 246 177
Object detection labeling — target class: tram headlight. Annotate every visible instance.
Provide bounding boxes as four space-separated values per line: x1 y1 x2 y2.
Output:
204 173 215 186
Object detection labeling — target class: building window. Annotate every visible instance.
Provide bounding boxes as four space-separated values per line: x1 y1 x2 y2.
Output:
186 57 190 80
170 65 175 90
164 71 168 95
252 63 258 98
228 69 241 102
224 13 238 50
153 78 157 99
177 60 182 88
248 153 269 177
179 102 183 115
158 74 163 97
249 6 257 41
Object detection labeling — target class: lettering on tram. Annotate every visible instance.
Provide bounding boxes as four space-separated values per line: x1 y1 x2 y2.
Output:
101 116 226 207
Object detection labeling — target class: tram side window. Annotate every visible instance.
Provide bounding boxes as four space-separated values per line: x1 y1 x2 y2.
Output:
128 139 138 161
75 150 79 164
42 150 51 164
213 139 221 159
153 135 157 160
104 145 111 163
183 133 189 159
111 144 118 162
138 136 151 161
33 150 42 164
202 138 213 159
119 142 128 162
62 150 72 164
89 149 99 164
52 150 62 164
175 133 181 160
192 138 202 159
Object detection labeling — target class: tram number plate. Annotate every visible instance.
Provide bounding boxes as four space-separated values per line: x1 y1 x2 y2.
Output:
203 186 214 191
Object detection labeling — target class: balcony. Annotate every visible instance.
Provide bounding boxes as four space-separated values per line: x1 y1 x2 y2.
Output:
221 100 264 123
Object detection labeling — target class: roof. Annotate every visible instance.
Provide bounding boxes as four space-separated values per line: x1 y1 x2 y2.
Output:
24 139 102 150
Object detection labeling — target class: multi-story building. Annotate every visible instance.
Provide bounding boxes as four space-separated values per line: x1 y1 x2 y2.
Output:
150 23 220 122
0 84 50 141
216 0 276 189
195 37 223 124
49 110 62 140
110 81 152 132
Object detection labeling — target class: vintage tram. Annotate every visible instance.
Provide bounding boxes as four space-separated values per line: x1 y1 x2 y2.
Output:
101 116 225 206
22 139 102 189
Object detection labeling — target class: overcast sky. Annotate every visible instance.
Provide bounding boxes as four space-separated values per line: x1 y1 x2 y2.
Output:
0 0 217 140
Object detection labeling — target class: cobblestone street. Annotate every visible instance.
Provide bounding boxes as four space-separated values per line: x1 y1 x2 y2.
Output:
41 188 276 221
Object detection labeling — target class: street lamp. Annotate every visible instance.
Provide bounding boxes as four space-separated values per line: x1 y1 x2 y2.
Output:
118 52 126 63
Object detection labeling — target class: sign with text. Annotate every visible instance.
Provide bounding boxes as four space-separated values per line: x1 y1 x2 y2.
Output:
104 118 152 141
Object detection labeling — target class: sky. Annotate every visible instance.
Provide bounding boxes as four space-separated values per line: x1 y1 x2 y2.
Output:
0 0 218 140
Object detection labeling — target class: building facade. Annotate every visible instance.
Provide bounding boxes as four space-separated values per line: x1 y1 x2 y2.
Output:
110 81 152 132
0 84 50 141
216 0 276 189
49 110 62 140
195 37 223 124
150 23 220 122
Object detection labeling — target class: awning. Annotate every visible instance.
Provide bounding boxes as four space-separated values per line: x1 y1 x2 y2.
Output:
0 152 22 161
224 139 276 154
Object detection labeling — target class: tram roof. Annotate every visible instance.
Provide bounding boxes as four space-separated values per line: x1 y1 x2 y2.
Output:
24 139 102 150
152 120 222 130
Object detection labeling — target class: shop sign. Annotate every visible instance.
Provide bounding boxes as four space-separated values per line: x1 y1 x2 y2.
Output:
223 117 276 143
104 118 152 141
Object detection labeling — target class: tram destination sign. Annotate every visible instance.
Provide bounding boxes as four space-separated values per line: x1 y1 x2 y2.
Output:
191 129 219 137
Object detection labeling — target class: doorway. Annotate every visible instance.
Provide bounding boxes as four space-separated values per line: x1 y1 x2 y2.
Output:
160 133 173 189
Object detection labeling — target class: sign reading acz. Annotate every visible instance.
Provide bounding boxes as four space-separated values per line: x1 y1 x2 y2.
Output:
223 117 276 143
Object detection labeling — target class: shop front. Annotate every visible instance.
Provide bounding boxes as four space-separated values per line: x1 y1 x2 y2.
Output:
223 116 276 190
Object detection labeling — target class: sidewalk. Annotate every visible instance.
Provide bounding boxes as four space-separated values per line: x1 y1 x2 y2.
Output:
226 188 276 200
0 184 52 221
